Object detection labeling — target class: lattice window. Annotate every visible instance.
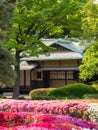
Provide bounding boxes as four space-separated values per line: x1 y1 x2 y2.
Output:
67 71 73 79
50 71 65 79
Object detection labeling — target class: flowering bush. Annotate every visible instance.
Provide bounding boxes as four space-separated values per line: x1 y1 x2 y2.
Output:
0 99 98 130
0 111 34 127
0 112 98 130
88 103 98 122
0 100 89 120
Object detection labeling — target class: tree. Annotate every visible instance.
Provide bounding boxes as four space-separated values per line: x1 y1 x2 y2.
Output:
5 0 88 98
62 0 88 38
0 0 14 43
79 0 98 81
0 0 16 89
0 44 16 88
49 0 88 38
80 41 98 81
5 0 65 98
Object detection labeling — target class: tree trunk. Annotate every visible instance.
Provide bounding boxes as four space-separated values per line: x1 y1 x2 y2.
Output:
13 50 20 98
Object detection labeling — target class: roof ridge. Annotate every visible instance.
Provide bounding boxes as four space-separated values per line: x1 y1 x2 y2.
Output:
51 38 81 53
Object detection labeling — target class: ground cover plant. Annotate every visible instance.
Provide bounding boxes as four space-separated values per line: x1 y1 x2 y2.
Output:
0 99 98 129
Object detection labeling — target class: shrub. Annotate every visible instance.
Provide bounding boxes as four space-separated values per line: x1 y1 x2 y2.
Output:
48 83 97 99
0 95 6 99
17 96 26 100
31 95 67 100
47 86 68 98
31 95 57 100
88 103 98 122
29 88 55 99
92 83 98 91
82 94 98 99
64 83 97 98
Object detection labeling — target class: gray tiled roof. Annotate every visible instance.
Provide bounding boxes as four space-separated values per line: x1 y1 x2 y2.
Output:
21 52 83 61
51 38 81 53
21 38 83 61
42 38 81 53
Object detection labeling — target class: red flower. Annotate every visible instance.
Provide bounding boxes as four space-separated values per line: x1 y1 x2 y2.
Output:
2 122 7 127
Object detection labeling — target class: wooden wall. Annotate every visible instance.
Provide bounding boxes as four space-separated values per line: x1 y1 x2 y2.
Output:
39 59 80 67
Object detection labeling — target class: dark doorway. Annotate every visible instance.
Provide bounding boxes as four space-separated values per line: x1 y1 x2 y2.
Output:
43 71 50 88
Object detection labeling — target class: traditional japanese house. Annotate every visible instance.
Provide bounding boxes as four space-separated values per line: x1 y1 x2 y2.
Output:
20 38 83 92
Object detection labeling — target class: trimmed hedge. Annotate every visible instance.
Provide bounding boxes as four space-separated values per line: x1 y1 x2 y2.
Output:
29 88 55 99
48 87 68 98
48 83 98 98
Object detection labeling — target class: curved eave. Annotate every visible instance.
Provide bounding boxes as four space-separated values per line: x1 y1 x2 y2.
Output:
21 52 83 61
38 67 79 71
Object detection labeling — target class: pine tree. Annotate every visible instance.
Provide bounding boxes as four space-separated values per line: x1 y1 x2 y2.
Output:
0 0 16 88
0 0 14 43
0 44 16 88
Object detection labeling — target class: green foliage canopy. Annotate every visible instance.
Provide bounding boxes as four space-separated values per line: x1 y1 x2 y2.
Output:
7 0 66 55
79 0 98 81
6 0 88 54
81 0 98 40
80 41 98 80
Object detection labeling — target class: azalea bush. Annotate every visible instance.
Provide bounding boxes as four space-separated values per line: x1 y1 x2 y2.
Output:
0 112 98 130
88 103 98 122
0 99 98 130
0 100 89 120
0 112 33 127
